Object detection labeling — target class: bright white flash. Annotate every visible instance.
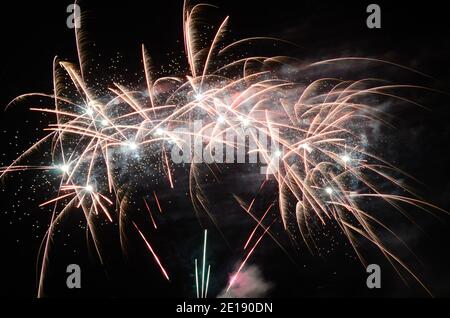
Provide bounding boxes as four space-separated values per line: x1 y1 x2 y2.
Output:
59 164 70 173
341 154 351 163
85 108 94 116
218 115 226 123
128 142 138 150
195 93 203 101
85 185 94 192
155 128 165 136
274 150 282 157
241 117 250 126
101 119 109 126
325 187 333 195
299 143 313 153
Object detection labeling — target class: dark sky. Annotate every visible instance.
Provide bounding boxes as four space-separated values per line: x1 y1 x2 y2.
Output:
0 0 449 298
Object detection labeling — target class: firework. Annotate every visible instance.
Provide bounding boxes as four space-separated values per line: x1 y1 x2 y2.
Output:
1 0 446 297
195 229 211 298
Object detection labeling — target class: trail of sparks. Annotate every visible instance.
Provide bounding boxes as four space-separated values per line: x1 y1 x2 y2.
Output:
201 229 207 298
195 229 211 298
227 222 274 292
133 222 170 281
243 203 274 250
195 258 199 298
153 191 163 213
143 198 158 229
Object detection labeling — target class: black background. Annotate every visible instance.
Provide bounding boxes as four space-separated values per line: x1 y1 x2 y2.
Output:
1 0 450 299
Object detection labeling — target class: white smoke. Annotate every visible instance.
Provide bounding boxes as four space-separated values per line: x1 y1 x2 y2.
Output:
217 265 273 298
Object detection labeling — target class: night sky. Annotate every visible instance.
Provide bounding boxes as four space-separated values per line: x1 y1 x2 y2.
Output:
1 0 450 298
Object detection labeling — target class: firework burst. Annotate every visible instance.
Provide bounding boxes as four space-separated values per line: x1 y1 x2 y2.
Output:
1 0 446 297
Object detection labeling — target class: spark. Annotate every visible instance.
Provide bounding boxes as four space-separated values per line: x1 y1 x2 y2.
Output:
133 222 170 281
299 143 313 153
341 154 351 163
195 229 212 298
155 128 165 136
58 164 70 173
195 259 199 298
243 203 273 250
143 198 158 229
227 223 273 292
201 229 207 298
194 93 204 101
153 191 162 213
127 141 138 150
205 265 211 298
239 116 251 127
